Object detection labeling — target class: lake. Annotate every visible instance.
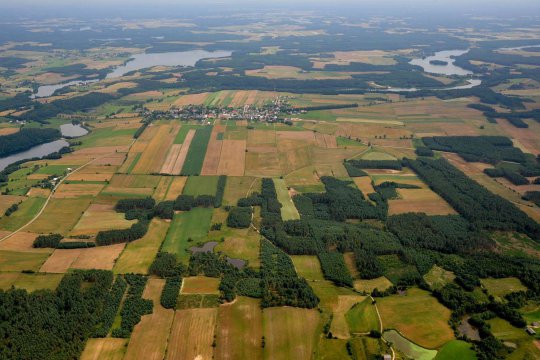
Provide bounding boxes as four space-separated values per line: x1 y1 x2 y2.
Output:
410 49 473 76
32 79 99 98
106 49 232 78
60 123 88 137
0 139 69 171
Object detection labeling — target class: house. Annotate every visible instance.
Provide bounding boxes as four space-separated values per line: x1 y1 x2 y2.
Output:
525 327 536 335
383 355 392 360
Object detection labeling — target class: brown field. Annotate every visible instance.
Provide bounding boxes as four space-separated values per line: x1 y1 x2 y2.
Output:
173 92 210 106
0 232 47 252
201 125 225 175
498 119 540 155
0 127 18 135
172 129 196 174
217 140 246 176
388 188 457 216
315 133 338 148
132 124 179 174
118 152 141 173
80 338 128 360
91 153 126 166
181 276 221 294
215 297 263 360
124 278 174 360
343 252 360 278
28 198 92 235
353 177 375 196
105 174 160 197
247 129 276 146
263 307 320 360
40 248 83 273
153 176 173 201
53 183 105 198
71 204 135 235
70 243 126 270
68 165 118 182
0 195 25 214
165 176 188 200
167 308 217 360
245 151 281 177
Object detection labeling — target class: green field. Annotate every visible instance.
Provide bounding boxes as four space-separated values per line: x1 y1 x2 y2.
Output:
0 197 46 231
0 250 51 272
383 330 438 360
348 337 391 360
291 255 324 281
423 265 456 290
162 207 213 263
480 277 527 299
183 176 219 196
345 297 379 333
174 125 202 144
434 340 476 360
273 178 300 220
181 126 213 175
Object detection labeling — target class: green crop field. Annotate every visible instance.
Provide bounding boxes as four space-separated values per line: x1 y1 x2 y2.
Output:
183 175 219 196
181 126 213 175
434 340 476 360
273 178 300 220
161 207 213 263
345 297 379 333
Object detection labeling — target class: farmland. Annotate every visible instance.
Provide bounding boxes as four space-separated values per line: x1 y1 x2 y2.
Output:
0 5 539 360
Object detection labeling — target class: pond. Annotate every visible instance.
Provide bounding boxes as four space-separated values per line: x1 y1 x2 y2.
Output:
0 139 69 171
189 241 218 254
31 79 99 98
106 49 232 78
60 123 88 137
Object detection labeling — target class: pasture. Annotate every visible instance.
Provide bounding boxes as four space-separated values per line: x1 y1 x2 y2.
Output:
480 277 528 299
183 175 219 196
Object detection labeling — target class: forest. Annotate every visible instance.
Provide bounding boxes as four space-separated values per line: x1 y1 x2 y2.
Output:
0 128 60 157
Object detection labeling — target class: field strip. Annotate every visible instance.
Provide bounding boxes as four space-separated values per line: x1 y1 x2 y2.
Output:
161 144 182 174
172 129 196 174
0 141 135 243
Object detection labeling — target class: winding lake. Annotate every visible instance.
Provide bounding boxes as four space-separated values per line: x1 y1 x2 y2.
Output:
106 49 232 78
0 139 69 171
32 79 99 98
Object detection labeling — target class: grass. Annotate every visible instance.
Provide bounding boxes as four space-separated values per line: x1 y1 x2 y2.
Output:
0 197 46 231
480 277 527 299
214 227 261 269
316 339 351 360
383 330 438 360
345 297 380 333
183 175 219 196
377 288 454 349
0 250 51 272
161 208 213 264
177 294 220 309
215 297 263 360
273 178 300 220
113 218 169 274
0 272 63 291
349 337 391 360
291 255 325 281
181 126 213 175
263 307 320 360
80 338 128 360
298 110 337 122
434 340 476 360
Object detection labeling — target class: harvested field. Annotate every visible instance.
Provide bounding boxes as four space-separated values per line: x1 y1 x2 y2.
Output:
80 338 127 360
216 297 263 360
315 133 338 148
377 288 454 349
132 124 179 174
53 183 105 198
181 276 220 294
0 232 45 252
0 195 25 214
331 295 366 339
353 177 375 196
497 119 540 155
201 125 225 176
217 140 246 176
113 219 169 274
388 188 457 216
70 243 126 270
26 187 51 198
160 144 182 174
263 307 320 360
173 92 210 106
153 176 173 201
104 174 160 197
27 198 91 235
71 204 135 236
165 176 188 200
291 255 324 281
68 165 117 182
167 308 217 360
40 248 83 273
172 129 196 174
124 278 174 360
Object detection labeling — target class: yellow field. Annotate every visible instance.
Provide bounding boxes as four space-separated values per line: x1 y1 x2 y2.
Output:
113 219 169 274
480 277 528 299
167 308 217 360
71 204 135 235
388 188 457 216
330 295 366 339
353 277 394 293
132 123 179 174
27 198 92 235
291 255 325 281
70 243 126 270
165 176 188 200
214 227 261 268
181 276 221 294
124 278 174 360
